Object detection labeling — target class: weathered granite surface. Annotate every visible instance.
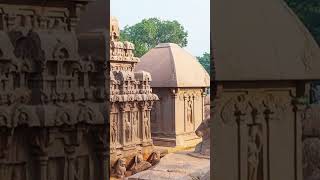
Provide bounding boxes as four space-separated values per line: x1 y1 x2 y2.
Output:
126 150 210 180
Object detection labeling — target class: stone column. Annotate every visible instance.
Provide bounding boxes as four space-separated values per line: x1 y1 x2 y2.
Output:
38 156 49 180
293 98 306 180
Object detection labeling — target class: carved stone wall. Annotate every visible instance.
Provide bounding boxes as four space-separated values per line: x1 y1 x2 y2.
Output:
109 17 159 178
0 1 107 180
212 82 304 180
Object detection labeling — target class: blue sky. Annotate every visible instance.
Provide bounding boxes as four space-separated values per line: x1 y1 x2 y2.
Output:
111 0 210 57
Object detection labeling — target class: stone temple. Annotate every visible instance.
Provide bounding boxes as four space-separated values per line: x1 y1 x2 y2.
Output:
109 17 160 178
135 43 210 147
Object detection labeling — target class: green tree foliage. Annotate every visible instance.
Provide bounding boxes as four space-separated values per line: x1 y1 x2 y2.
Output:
197 52 210 74
120 18 188 57
286 0 320 44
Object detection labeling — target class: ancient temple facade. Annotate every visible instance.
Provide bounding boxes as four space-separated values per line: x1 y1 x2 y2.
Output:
109 17 160 178
0 1 107 180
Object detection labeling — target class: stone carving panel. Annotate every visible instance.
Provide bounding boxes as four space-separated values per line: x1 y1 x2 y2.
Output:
0 1 107 180
212 88 300 180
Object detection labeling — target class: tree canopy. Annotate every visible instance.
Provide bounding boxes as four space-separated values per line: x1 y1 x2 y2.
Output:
120 18 188 57
286 0 320 44
197 52 210 74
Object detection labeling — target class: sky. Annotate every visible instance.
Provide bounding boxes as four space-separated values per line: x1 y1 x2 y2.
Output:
111 0 210 57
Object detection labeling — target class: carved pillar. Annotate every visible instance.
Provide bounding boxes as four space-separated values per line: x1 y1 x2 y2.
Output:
95 128 108 180
234 100 247 180
31 129 53 180
171 88 178 133
293 98 306 180
201 88 207 121
38 156 49 180
65 146 77 180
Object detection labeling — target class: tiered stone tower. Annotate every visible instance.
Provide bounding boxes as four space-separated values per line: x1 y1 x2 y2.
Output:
0 1 107 180
109 17 160 178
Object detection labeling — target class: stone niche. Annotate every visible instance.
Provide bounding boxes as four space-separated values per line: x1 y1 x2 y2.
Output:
104 17 160 179
0 1 107 180
212 0 320 180
135 43 210 147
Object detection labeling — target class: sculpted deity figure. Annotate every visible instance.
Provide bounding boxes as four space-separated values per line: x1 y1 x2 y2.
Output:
143 111 150 139
187 99 193 123
124 113 131 142
132 112 138 141
111 117 118 144
248 125 262 180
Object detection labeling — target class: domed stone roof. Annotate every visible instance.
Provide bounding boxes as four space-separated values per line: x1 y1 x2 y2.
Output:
213 0 320 81
135 43 210 87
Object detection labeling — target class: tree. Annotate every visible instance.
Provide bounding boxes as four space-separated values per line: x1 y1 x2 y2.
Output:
285 0 320 44
120 18 188 57
197 52 210 74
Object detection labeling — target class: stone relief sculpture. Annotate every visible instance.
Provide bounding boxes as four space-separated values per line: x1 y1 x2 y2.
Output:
114 158 127 179
143 111 151 139
125 113 132 143
132 111 138 141
187 99 193 123
247 125 262 180
111 118 118 144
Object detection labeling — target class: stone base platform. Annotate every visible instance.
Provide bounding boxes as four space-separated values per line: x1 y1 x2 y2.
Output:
126 149 210 180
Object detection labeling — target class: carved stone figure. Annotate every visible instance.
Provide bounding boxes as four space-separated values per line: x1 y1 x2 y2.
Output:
130 153 152 174
124 113 131 143
132 112 138 141
248 125 262 180
114 158 126 179
143 111 150 139
111 118 118 144
148 151 161 166
187 99 193 123
190 118 210 158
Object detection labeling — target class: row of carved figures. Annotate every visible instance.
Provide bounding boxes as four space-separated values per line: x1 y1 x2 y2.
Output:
110 109 152 147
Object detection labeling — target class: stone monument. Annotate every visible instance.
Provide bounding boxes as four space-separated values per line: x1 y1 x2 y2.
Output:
108 17 160 178
135 43 210 147
212 0 320 180
0 0 107 180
